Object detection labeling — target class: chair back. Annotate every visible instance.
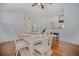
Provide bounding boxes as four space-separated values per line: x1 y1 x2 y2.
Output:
43 28 53 49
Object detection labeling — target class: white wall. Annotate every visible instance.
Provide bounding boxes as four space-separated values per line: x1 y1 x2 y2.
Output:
60 4 79 44
0 3 64 42
0 12 25 42
1 4 79 45
0 11 59 42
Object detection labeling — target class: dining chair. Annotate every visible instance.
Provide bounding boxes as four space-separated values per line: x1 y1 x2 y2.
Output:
34 29 53 56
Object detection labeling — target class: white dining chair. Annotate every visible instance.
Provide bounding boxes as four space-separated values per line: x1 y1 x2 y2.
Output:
34 29 53 56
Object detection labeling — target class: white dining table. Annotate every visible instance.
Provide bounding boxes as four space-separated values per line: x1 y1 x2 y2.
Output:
20 34 43 55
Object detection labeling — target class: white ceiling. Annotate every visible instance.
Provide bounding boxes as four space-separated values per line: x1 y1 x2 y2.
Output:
0 3 64 18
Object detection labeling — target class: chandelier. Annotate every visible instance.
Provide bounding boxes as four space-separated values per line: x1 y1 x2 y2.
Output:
32 3 52 9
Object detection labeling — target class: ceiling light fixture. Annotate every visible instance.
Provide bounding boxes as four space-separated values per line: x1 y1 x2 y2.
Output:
32 3 52 9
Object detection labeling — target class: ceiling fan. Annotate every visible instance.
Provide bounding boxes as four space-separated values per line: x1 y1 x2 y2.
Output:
32 3 52 9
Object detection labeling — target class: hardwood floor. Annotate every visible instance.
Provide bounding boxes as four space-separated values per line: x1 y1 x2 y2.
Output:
51 39 79 56
0 39 79 56
0 40 16 56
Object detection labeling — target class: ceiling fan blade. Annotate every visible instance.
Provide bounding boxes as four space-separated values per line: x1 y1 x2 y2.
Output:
41 3 44 9
32 3 38 6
